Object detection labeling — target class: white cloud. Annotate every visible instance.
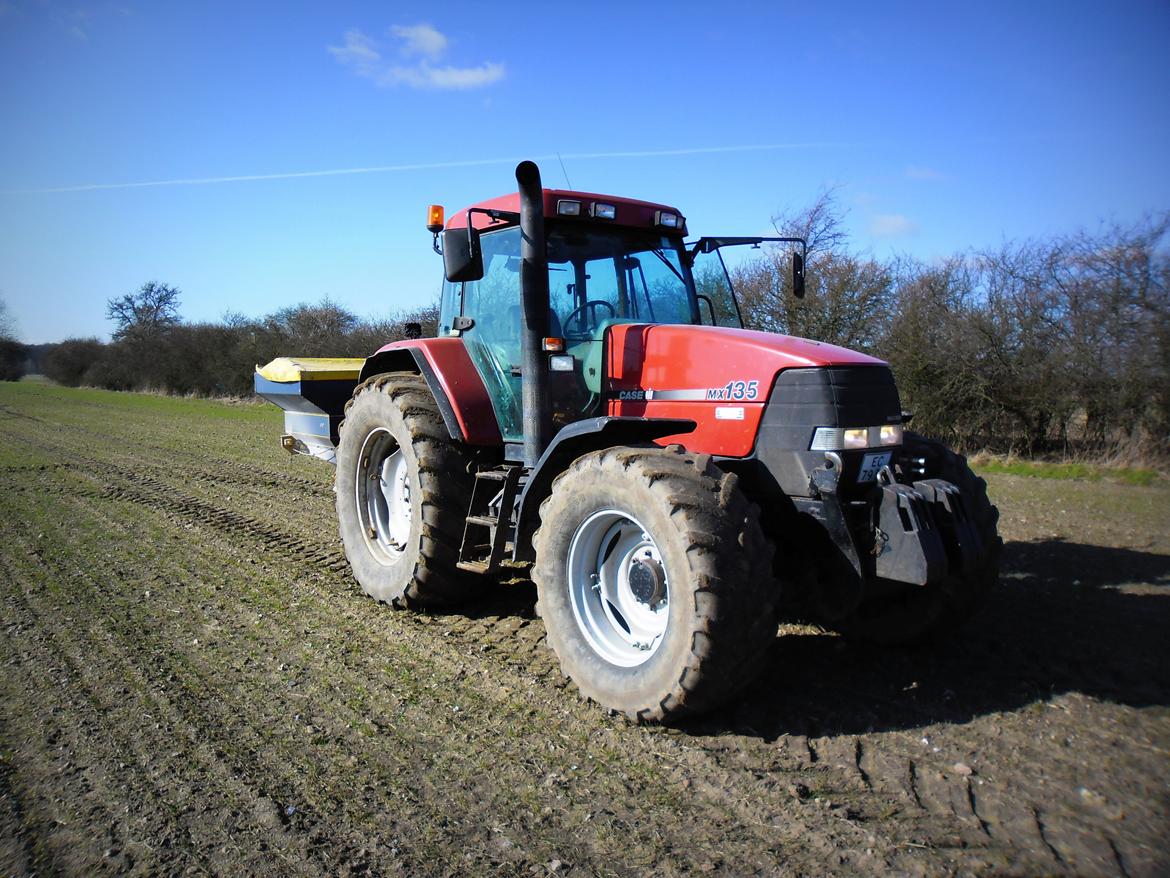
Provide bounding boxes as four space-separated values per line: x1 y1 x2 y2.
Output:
390 23 447 59
328 24 504 91
388 61 505 90
327 29 383 78
905 165 947 181
869 214 918 238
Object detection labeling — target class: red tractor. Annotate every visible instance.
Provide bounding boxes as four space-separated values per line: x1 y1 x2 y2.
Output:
256 161 1001 722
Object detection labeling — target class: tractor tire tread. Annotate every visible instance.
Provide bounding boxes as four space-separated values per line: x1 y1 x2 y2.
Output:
833 431 1003 644
533 445 781 723
337 372 478 610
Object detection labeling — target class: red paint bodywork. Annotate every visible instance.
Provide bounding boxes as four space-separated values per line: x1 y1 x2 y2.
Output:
373 337 502 445
378 325 885 457
606 324 886 457
446 189 685 234
403 193 885 457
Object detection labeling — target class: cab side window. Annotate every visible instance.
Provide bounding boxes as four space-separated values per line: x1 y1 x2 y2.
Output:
462 227 522 350
438 278 462 336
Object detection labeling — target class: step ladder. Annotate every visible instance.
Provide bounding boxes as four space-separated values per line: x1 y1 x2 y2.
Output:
457 466 522 574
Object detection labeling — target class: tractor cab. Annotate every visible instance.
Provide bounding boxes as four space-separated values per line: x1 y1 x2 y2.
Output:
432 189 798 444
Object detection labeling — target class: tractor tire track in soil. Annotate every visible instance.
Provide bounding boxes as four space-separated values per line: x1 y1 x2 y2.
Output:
2 382 1169 876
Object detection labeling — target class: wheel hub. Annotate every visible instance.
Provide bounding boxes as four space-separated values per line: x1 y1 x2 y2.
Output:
566 510 670 667
628 556 666 607
356 428 411 563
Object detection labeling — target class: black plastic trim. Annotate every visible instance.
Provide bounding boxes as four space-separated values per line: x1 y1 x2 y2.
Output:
511 416 696 562
358 348 463 442
750 365 903 498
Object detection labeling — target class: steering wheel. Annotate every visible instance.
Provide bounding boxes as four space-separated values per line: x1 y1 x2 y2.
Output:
564 300 616 336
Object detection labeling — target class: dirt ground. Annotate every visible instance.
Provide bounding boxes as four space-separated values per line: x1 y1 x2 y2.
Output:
2 381 1168 877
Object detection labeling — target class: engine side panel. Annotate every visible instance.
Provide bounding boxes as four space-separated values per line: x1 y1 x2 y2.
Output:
604 323 885 457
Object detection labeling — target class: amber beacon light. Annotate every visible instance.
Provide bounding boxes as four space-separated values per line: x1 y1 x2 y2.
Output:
426 204 445 233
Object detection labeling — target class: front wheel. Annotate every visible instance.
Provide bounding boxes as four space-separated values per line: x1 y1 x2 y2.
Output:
831 432 1003 645
533 446 781 722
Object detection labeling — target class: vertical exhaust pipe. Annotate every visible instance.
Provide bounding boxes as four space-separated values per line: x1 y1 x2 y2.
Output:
516 160 552 466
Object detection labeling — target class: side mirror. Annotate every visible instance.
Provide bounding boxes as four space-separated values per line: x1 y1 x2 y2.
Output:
792 252 806 299
443 227 484 282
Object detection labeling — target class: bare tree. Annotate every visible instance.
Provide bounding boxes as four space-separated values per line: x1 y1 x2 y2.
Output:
263 298 359 355
770 185 849 258
107 281 182 342
882 256 992 446
0 296 27 381
0 296 15 341
735 188 893 353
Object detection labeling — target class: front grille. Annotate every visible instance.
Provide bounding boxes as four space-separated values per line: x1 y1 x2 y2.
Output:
767 366 901 430
751 366 902 498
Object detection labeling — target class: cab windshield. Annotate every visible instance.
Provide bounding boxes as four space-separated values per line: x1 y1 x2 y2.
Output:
438 222 743 441
546 225 699 337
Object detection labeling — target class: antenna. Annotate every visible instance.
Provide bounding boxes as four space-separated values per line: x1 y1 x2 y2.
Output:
556 152 573 190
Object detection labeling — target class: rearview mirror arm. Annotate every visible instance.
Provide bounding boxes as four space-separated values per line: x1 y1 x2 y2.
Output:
686 236 807 267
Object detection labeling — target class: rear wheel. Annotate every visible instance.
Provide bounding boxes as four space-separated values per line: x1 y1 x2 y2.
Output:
533 446 780 722
335 372 478 609
832 433 1002 644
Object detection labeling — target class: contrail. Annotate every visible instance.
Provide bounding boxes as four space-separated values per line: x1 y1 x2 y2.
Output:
5 143 850 194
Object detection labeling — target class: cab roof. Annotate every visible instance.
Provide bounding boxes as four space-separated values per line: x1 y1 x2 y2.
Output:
445 188 686 235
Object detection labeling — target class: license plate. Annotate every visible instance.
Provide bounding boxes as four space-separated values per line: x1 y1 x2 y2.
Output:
857 451 892 483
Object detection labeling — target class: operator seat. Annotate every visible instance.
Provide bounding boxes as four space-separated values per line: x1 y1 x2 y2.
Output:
505 305 563 339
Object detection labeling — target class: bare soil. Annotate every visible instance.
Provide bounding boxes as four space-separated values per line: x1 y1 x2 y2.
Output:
2 382 1168 877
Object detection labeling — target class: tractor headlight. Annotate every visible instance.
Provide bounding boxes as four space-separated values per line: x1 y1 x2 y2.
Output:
844 428 869 449
809 424 903 451
810 427 859 451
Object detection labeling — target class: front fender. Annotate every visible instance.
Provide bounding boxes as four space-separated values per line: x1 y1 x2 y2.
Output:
512 416 695 562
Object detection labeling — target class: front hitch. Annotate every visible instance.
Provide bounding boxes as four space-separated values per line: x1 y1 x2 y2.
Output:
872 467 948 586
807 452 864 581
912 479 984 575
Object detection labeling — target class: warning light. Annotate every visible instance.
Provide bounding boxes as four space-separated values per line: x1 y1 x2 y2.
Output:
426 204 445 233
542 337 565 352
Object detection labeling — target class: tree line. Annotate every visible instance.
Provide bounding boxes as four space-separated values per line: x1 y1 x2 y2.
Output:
7 197 1169 461
737 193 1169 459
22 290 438 399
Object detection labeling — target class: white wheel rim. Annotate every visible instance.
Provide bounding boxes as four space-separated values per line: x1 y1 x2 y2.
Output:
357 428 411 563
567 509 669 668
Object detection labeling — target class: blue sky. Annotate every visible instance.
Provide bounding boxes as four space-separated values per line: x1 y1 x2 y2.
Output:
1 0 1168 343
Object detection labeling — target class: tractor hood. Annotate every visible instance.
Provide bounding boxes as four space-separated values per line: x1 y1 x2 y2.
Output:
606 323 885 401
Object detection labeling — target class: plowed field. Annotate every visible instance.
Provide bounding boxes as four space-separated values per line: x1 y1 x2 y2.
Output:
2 382 1168 877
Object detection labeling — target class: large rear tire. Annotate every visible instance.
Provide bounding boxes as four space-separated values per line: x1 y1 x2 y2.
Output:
335 372 478 609
533 446 781 722
831 432 1002 645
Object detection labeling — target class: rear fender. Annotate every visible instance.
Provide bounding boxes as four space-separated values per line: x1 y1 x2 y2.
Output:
361 339 502 446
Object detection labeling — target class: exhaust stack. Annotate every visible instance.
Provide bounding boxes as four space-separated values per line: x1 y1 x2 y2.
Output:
515 160 552 466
